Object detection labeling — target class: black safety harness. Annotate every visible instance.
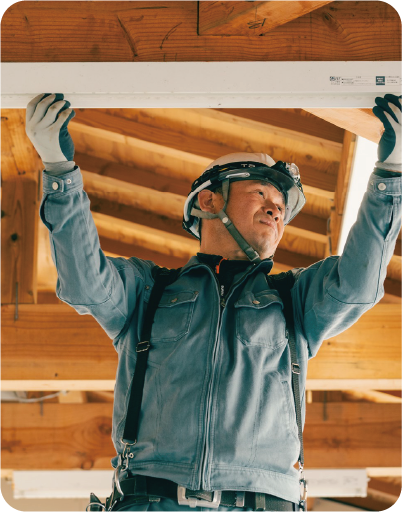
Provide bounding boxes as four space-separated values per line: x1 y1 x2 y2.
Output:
87 267 307 512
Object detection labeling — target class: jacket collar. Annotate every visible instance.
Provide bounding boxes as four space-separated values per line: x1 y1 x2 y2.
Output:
180 254 274 277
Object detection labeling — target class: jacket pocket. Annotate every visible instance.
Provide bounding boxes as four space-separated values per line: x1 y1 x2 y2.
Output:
149 290 199 343
234 289 287 349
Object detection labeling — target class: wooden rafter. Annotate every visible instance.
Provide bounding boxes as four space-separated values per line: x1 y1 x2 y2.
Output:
198 1 333 36
304 402 401 468
82 170 184 221
329 130 356 255
303 108 383 144
71 108 340 198
1 110 42 305
93 212 198 261
2 1 400 62
2 303 400 383
1 401 400 469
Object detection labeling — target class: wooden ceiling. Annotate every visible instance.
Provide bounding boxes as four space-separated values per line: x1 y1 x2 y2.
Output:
1 2 401 509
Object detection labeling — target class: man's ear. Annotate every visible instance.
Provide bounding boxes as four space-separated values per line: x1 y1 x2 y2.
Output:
198 189 223 213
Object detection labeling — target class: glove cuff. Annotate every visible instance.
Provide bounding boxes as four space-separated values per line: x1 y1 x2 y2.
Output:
44 160 76 175
374 161 402 173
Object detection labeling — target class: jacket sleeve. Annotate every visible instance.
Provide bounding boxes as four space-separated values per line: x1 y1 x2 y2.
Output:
40 166 149 340
291 170 401 358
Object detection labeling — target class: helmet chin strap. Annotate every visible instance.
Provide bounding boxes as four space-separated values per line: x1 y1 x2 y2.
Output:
191 179 262 263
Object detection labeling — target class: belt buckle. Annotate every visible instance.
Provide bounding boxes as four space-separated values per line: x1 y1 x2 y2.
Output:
177 486 222 509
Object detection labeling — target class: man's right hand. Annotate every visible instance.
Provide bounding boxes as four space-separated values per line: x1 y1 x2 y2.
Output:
26 93 75 163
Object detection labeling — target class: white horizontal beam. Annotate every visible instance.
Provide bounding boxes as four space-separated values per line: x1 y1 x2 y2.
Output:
2 62 401 108
9 469 368 499
2 379 401 391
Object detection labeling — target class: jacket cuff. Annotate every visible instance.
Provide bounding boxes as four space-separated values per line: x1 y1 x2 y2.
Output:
42 166 83 194
368 170 402 196
373 167 402 178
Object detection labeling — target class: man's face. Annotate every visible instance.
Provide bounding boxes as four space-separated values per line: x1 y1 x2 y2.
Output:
224 180 286 258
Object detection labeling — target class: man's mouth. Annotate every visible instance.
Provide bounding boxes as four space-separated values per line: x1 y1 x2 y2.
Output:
259 219 277 234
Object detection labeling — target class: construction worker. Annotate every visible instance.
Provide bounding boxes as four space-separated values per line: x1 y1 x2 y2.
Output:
26 94 401 511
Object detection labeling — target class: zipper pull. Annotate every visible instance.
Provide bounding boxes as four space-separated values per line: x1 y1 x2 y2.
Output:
215 257 228 274
220 298 226 308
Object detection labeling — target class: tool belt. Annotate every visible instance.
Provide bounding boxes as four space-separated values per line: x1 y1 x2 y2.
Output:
87 474 296 511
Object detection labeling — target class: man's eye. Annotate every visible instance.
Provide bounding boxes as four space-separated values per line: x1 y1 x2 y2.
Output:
257 191 264 196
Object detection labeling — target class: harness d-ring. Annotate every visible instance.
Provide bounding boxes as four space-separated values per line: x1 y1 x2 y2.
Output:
85 501 106 511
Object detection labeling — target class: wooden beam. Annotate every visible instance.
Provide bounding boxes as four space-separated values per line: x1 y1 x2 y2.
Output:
84 170 330 246
36 215 400 299
329 130 356 254
198 1 333 36
2 1 400 62
309 304 401 380
72 109 339 197
289 213 327 238
37 218 58 294
99 237 190 271
394 237 401 257
1 304 117 381
1 111 41 304
214 109 345 144
86 391 114 403
2 303 400 383
93 212 198 261
75 151 191 196
82 170 184 221
303 108 383 143
1 403 115 470
2 402 400 469
341 390 402 404
121 107 343 163
274 248 317 270
367 477 402 506
304 402 401 468
332 496 399 511
58 391 87 404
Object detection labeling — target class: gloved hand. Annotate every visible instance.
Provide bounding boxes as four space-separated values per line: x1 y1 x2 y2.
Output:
26 93 75 163
372 94 401 172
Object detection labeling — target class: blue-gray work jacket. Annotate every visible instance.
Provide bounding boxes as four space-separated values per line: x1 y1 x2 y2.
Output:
40 167 401 504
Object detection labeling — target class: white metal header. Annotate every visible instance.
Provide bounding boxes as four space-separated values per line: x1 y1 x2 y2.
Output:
11 469 368 499
2 62 401 108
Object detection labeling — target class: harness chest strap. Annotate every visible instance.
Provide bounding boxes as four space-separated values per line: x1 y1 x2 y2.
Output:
122 266 180 445
267 270 307 508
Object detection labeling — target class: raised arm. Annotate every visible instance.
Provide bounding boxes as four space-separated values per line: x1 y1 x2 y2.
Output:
26 94 150 340
291 94 402 358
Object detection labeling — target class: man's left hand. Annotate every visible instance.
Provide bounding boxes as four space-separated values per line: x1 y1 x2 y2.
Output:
373 94 401 172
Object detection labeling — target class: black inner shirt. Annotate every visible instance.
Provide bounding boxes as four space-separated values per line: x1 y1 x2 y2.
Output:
197 253 254 299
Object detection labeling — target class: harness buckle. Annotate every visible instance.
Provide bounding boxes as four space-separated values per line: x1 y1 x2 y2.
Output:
177 486 222 509
136 341 150 353
299 464 308 510
235 491 246 507
292 363 301 375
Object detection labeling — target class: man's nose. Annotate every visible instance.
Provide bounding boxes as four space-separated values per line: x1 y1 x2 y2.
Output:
266 207 280 222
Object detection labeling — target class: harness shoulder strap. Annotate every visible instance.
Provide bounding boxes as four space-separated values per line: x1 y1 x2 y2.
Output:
122 266 181 444
266 270 304 467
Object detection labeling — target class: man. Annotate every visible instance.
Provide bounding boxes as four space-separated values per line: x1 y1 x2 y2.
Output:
26 94 401 511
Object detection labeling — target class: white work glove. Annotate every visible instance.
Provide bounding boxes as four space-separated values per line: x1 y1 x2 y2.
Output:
372 94 401 172
26 93 75 163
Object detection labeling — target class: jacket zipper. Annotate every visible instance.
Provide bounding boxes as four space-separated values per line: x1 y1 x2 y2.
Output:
200 271 226 489
199 263 262 490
